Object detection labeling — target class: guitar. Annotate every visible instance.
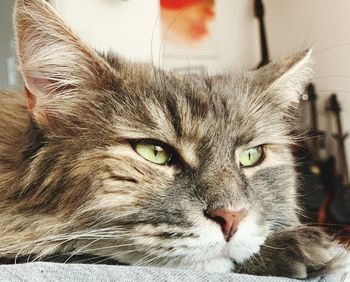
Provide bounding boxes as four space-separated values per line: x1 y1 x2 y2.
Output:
325 94 350 226
297 83 327 220
254 0 270 68
306 84 326 161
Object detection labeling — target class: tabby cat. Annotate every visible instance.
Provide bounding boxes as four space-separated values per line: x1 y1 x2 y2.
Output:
0 0 348 278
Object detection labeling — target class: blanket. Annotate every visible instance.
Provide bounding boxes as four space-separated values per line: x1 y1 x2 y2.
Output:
0 262 347 282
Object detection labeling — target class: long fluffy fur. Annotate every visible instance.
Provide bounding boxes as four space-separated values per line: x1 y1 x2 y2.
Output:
0 0 348 277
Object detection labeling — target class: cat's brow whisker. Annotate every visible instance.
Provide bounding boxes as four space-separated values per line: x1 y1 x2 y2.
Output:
158 5 190 72
150 11 161 67
299 22 314 52
314 42 350 55
314 75 350 79
318 89 350 93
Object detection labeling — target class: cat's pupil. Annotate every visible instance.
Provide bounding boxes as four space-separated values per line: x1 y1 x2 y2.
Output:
248 150 252 160
154 146 163 156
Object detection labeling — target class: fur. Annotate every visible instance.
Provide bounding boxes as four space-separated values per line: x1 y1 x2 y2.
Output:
0 0 348 278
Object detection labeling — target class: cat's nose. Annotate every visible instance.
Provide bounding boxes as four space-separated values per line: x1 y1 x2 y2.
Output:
206 209 248 242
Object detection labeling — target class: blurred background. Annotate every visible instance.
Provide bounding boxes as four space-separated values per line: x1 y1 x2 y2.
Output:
1 0 350 237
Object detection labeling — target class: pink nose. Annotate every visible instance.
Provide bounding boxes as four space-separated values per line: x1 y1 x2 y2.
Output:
206 209 247 242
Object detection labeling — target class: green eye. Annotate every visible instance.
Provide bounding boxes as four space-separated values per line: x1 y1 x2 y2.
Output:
239 146 263 167
134 141 172 165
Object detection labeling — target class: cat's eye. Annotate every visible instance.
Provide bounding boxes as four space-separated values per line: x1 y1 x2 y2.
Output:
239 146 264 167
133 140 172 165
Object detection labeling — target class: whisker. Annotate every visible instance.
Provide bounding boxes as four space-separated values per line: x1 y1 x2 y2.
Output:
93 249 136 265
314 75 350 80
64 238 101 263
318 89 350 94
261 243 286 250
314 42 350 55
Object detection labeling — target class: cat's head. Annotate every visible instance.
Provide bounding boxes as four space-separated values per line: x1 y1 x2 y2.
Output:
13 0 312 272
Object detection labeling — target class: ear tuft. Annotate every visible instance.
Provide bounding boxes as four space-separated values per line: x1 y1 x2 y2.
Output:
14 0 115 124
257 49 314 108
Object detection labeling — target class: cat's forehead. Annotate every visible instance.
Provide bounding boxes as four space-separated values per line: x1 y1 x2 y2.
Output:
103 60 288 157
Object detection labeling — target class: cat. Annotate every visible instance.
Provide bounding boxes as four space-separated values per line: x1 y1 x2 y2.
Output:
0 0 348 278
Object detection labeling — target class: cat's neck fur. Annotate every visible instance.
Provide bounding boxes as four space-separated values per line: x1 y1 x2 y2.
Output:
0 90 28 187
0 90 65 258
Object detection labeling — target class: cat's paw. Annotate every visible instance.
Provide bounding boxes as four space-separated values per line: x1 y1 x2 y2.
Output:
293 228 350 277
235 226 350 279
333 246 350 273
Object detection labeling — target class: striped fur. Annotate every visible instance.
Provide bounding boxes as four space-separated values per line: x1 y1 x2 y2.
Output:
0 0 348 277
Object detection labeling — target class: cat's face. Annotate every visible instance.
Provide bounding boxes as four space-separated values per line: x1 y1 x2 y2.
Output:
13 0 312 272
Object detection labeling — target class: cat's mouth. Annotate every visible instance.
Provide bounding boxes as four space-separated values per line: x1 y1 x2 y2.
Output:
89 213 267 272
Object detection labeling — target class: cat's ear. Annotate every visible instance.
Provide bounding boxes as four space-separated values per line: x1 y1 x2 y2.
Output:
257 49 314 108
15 0 116 125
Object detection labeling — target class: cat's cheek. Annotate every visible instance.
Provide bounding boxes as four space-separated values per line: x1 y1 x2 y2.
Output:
328 246 350 273
228 213 269 263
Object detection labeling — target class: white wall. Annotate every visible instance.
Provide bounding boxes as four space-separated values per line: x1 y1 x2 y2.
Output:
264 0 350 170
161 1 260 73
51 0 161 62
0 0 18 89
51 0 260 72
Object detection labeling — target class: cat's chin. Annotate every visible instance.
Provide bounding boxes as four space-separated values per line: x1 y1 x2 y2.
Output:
174 212 268 273
186 256 233 273
193 210 265 267
226 213 268 263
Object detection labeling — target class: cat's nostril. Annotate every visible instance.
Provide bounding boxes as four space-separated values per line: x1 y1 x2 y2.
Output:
205 209 247 242
212 216 226 226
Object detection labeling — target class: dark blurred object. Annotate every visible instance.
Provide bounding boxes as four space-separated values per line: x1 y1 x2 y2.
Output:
319 94 350 228
306 84 326 156
297 84 329 221
254 0 269 68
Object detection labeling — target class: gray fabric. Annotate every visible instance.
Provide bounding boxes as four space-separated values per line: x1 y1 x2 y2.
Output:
0 263 347 282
